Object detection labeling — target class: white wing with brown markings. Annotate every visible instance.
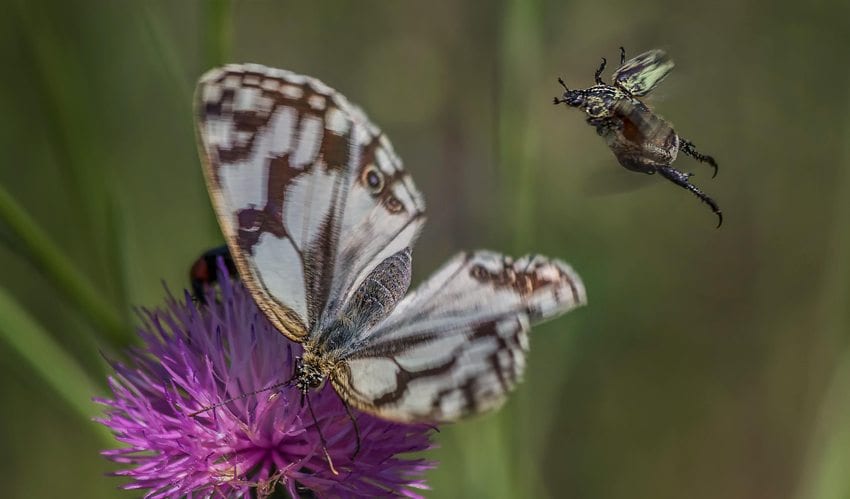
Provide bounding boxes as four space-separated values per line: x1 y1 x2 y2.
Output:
196 64 425 341
332 251 586 422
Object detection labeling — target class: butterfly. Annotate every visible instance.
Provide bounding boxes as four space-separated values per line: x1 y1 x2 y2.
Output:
554 48 722 226
195 63 587 426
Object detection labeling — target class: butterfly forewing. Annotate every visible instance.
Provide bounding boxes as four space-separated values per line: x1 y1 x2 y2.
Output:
613 49 674 97
332 251 587 423
196 64 425 342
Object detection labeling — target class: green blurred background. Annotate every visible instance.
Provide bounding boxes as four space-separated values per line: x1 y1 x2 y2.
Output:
2 0 850 498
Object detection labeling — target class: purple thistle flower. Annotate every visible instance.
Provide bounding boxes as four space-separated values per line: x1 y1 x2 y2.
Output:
96 265 436 498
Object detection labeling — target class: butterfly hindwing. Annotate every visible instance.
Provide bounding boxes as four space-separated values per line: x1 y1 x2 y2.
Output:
331 251 587 423
613 49 674 97
196 64 425 342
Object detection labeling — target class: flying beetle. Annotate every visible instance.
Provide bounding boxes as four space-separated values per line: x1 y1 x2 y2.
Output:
554 47 722 227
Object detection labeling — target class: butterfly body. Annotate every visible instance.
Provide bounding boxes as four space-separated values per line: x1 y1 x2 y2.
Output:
297 247 414 393
197 64 586 424
554 48 723 226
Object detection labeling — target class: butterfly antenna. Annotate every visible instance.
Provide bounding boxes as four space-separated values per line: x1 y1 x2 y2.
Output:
340 397 362 460
188 380 292 417
305 392 340 476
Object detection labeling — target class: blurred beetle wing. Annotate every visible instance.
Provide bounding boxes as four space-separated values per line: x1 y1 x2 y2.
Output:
613 49 674 97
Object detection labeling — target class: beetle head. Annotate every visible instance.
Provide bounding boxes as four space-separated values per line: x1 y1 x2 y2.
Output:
559 89 587 108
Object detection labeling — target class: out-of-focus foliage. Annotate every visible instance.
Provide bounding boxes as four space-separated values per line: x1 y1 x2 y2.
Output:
1 1 849 498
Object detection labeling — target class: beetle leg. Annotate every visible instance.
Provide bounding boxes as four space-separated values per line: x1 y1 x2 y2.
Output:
679 138 719 178
588 116 619 137
594 57 607 85
619 46 626 66
657 166 723 227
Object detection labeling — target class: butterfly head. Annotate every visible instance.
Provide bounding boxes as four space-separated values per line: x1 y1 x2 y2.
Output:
294 356 326 393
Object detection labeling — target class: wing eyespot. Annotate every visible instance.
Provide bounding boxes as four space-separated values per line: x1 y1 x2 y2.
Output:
385 196 404 213
361 164 385 194
471 265 487 280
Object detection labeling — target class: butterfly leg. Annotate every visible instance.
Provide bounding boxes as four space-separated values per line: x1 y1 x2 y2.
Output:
340 397 362 460
304 391 340 475
190 245 237 302
657 165 723 227
619 46 626 66
678 138 719 178
594 57 607 85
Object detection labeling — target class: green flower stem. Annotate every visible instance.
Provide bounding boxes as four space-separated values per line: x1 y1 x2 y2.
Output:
0 285 114 445
0 185 128 347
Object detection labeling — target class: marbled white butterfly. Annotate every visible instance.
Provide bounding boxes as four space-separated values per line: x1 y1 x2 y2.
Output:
196 64 587 426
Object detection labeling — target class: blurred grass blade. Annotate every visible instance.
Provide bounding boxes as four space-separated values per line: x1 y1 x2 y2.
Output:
15 1 109 257
494 0 546 497
0 185 128 347
0 285 114 445
794 88 850 499
203 0 233 69
798 350 850 499
139 1 192 100
498 0 542 253
104 192 132 324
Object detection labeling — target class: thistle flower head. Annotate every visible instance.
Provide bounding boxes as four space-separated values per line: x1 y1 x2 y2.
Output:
96 263 435 498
